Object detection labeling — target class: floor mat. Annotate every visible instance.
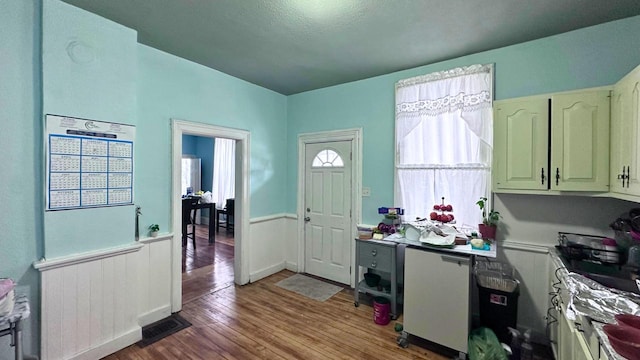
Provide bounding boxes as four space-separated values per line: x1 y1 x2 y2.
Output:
137 313 192 347
275 273 343 302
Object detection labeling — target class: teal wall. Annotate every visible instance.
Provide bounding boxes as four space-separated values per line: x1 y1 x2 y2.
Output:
41 0 138 258
287 15 640 224
0 0 42 356
135 44 288 233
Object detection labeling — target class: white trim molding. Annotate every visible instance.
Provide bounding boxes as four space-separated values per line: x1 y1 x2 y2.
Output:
138 232 173 244
296 128 363 288
172 119 251 314
250 213 291 224
33 243 143 271
499 240 551 254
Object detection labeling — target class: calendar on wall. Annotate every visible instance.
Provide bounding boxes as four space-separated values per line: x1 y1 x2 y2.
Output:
45 114 135 210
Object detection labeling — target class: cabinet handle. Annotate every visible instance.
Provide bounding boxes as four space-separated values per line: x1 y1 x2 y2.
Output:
370 261 377 268
575 322 584 332
627 166 631 188
619 166 627 187
541 168 545 185
440 254 470 264
555 168 560 186
371 249 377 256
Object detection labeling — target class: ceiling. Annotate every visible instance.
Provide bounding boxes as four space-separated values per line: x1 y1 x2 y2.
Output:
61 0 640 95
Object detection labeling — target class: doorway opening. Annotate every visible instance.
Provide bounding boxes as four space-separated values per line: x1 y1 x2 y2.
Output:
171 120 250 313
180 134 236 303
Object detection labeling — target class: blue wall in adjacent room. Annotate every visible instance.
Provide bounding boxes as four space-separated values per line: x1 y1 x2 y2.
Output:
182 134 215 195
182 134 216 218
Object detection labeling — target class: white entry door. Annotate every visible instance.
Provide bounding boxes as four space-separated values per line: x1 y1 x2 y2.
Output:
304 141 352 284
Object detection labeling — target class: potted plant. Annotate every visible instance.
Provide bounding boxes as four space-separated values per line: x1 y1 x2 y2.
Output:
148 224 160 237
476 197 500 240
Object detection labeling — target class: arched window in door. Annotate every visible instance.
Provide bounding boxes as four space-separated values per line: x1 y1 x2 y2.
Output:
312 149 344 167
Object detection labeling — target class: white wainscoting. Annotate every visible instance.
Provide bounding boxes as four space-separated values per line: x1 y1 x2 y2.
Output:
492 240 551 342
284 214 299 272
137 234 173 326
34 243 143 360
248 214 289 282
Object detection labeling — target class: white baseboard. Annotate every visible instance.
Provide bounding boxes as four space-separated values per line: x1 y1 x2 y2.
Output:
285 261 298 272
138 304 172 327
70 326 141 360
250 262 286 283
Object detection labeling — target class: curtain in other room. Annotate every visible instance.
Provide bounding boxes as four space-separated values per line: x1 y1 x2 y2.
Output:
212 138 235 209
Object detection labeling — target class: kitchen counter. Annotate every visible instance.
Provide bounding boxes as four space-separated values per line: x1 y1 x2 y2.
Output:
383 233 497 258
549 249 632 360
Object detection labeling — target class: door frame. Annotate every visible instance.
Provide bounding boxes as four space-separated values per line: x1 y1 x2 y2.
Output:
171 119 251 312
296 128 362 287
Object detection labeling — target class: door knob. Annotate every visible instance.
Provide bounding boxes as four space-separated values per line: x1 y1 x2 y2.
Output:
304 217 311 222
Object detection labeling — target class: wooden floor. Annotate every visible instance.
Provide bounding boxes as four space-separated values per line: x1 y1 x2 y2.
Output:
182 225 235 272
182 225 236 304
106 269 448 360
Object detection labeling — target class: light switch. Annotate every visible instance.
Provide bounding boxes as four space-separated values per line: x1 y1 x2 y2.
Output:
362 187 371 196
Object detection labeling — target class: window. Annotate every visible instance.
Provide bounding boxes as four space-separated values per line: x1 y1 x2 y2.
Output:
312 149 344 167
395 64 493 229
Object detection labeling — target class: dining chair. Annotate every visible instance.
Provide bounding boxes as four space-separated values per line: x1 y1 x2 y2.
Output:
216 199 235 234
182 197 200 248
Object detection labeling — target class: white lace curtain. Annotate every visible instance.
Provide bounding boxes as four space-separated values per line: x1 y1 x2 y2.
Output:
212 138 235 209
395 64 493 228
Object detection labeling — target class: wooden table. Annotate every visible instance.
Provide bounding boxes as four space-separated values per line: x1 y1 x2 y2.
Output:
182 198 215 246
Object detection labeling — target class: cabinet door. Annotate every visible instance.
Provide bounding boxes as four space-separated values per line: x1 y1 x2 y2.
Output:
575 330 595 360
551 91 610 191
403 248 470 353
558 305 575 360
628 70 640 196
611 65 640 196
494 97 549 190
610 81 630 194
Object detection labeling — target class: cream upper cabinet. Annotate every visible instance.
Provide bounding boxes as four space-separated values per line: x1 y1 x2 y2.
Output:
551 90 610 191
610 64 640 197
494 89 610 192
494 96 549 190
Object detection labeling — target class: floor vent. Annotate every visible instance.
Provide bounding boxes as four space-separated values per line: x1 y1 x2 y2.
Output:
137 313 191 347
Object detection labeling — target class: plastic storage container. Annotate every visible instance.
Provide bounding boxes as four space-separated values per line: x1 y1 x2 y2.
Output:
475 259 520 344
373 296 390 325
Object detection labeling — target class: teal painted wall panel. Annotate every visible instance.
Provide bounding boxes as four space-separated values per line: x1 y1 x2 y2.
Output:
287 16 640 224
0 1 42 357
42 0 137 123
135 45 287 233
41 0 138 258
